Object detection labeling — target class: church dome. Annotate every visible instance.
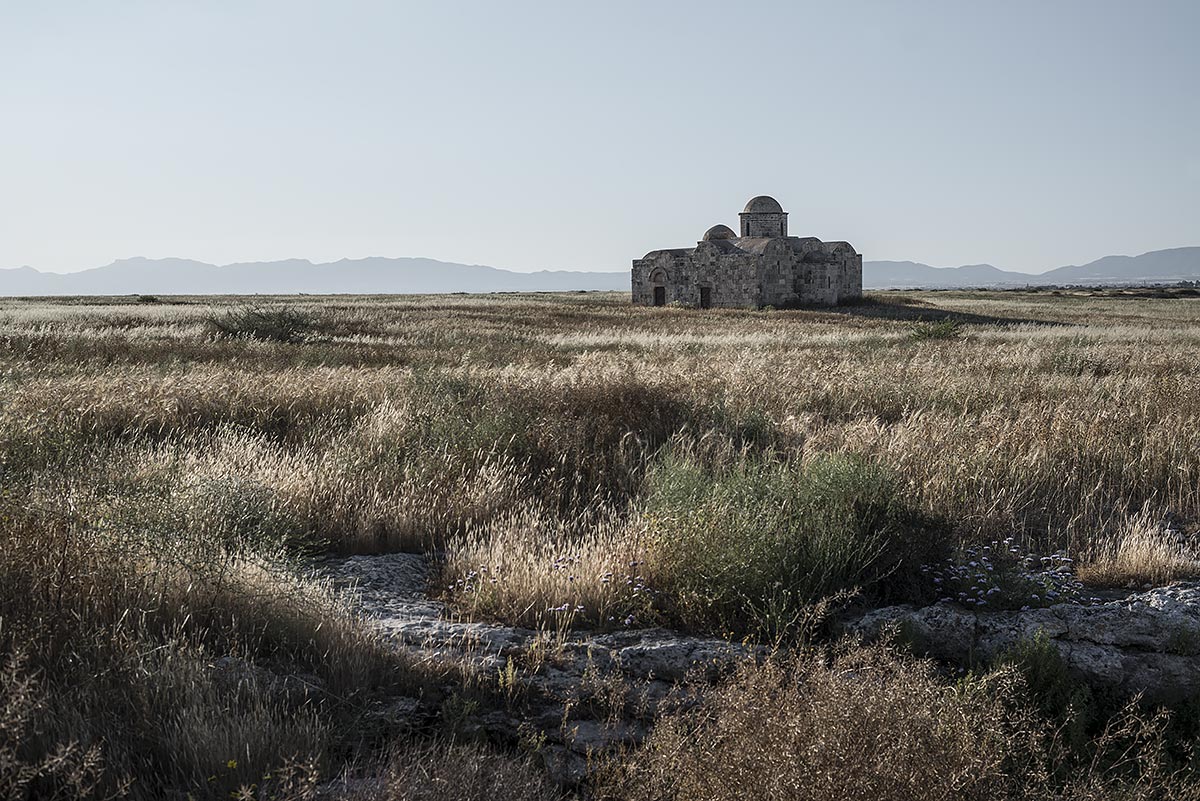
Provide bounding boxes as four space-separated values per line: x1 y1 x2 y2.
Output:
742 195 784 214
702 224 737 241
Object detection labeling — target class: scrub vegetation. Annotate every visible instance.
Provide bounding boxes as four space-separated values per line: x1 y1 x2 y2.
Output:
5 288 1200 798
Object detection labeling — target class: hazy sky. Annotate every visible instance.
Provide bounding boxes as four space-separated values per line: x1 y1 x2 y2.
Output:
2 1 1197 274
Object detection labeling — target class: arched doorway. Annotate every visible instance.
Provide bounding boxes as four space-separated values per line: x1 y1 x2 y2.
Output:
649 268 668 307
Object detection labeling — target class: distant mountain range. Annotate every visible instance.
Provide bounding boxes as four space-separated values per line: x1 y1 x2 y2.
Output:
0 257 629 296
1 247 1197 295
864 247 1200 289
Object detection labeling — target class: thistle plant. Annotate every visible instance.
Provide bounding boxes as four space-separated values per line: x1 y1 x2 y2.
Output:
922 538 1100 610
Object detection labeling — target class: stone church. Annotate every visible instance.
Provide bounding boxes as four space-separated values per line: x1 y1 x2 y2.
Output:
631 196 862 308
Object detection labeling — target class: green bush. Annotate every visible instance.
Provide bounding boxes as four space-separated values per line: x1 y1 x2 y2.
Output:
208 305 315 343
995 631 1095 753
397 370 781 513
910 318 964 341
643 450 950 638
178 475 308 552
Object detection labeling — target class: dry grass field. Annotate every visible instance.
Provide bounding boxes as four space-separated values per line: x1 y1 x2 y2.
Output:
6 288 1200 799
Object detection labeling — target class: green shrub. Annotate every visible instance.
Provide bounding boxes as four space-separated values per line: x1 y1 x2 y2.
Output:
176 475 303 551
398 369 724 512
400 370 537 463
643 450 950 638
995 631 1095 752
910 318 964 341
208 306 315 343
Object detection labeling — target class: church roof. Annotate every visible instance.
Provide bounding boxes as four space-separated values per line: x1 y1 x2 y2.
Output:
731 237 776 255
640 247 693 259
639 235 856 261
702 224 737 241
741 195 785 214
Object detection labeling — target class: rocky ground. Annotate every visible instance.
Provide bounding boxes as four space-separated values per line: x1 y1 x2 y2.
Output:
319 553 759 784
318 553 1200 787
849 583 1200 703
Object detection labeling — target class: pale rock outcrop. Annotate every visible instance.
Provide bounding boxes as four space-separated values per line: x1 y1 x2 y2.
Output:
848 583 1200 702
320 553 760 784
319 552 1200 787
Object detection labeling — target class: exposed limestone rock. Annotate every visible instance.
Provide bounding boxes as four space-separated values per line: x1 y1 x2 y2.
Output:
847 582 1200 702
321 554 1200 785
321 553 757 684
319 553 758 785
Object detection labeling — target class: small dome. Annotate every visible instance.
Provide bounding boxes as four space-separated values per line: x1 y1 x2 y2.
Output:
742 195 784 214
702 224 737 241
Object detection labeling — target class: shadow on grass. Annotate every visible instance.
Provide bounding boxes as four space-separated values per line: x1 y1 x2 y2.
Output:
807 299 1073 328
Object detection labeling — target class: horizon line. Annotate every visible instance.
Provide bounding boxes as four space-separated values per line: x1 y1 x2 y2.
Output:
7 244 1199 277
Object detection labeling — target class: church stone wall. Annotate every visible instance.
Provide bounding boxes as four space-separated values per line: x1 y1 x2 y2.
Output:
740 212 787 238
632 252 691 306
839 253 864 302
758 241 800 307
703 254 761 308
633 251 762 308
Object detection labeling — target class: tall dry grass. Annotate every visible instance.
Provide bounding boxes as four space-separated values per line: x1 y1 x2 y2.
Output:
7 290 1200 795
440 506 654 629
594 644 1200 801
0 496 417 799
338 742 564 801
9 292 1200 559
1078 507 1200 588
8 290 1200 619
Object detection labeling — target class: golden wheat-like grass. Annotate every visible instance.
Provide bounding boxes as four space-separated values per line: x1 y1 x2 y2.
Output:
441 507 653 629
1078 509 1200 588
8 290 1200 796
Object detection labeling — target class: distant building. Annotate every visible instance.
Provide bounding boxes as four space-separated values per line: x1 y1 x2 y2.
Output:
631 196 862 308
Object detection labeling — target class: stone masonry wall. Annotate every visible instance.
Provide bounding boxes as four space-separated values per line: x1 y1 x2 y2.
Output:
740 213 787 238
840 254 864 301
633 238 862 308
